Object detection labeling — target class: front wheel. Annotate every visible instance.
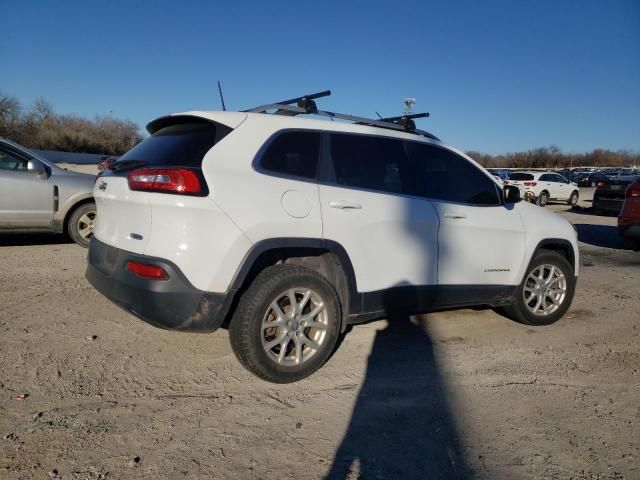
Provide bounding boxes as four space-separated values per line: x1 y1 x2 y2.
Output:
567 191 579 206
229 265 342 383
67 202 96 248
499 251 575 326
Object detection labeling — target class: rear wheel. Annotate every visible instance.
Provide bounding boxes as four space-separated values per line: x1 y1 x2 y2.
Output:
536 191 549 207
67 202 96 248
229 265 342 383
499 251 575 326
567 191 579 206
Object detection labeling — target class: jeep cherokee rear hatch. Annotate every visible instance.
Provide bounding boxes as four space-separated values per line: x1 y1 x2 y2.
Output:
92 114 238 255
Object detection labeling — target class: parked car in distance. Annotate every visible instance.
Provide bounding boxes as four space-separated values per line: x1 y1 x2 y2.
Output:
86 92 579 383
618 177 640 251
505 171 579 207
0 137 96 247
487 168 510 180
593 175 640 216
576 171 607 187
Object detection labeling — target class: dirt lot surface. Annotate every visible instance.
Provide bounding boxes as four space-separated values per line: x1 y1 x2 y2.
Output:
1 189 639 479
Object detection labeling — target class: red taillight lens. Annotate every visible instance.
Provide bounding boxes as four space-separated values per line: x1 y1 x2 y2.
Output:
596 181 605 188
523 181 537 187
126 261 168 280
128 168 202 195
626 186 640 198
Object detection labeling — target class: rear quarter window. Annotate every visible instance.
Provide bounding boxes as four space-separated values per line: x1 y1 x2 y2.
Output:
257 131 321 180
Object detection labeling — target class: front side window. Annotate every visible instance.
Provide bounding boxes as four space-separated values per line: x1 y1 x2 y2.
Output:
405 142 501 205
328 133 414 195
0 146 29 171
259 131 320 180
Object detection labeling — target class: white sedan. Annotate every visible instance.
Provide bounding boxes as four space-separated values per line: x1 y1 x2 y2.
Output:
505 172 580 207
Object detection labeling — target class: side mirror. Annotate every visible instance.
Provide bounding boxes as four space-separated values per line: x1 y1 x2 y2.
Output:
504 185 521 203
27 159 48 177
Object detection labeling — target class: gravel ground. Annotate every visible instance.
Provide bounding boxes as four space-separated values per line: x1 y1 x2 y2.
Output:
1 189 639 479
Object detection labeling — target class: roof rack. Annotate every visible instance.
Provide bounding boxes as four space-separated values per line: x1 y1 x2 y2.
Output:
243 90 438 140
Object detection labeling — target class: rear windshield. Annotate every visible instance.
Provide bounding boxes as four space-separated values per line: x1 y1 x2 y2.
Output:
115 120 231 170
509 173 534 181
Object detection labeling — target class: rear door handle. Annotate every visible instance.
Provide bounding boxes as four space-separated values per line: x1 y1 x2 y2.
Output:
329 200 362 210
443 213 467 220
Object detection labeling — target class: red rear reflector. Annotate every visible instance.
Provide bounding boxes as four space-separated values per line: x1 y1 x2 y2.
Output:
128 168 201 194
126 261 168 280
523 182 537 187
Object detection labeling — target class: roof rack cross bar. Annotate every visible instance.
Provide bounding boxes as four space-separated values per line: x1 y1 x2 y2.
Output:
242 90 439 139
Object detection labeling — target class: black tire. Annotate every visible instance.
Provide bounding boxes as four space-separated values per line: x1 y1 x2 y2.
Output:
67 202 96 248
536 191 549 207
623 237 640 252
567 191 579 206
229 264 342 383
499 250 575 326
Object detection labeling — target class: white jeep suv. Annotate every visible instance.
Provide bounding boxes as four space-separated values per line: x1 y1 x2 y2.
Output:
86 92 579 383
505 171 580 207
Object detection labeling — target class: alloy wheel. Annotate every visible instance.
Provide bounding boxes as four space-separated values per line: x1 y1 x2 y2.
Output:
261 288 328 366
522 264 567 316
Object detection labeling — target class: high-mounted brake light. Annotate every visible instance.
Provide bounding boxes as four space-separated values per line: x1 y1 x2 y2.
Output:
523 181 537 187
126 261 168 280
128 168 202 195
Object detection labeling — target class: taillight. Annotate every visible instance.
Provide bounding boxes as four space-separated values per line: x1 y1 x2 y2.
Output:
126 261 168 280
523 182 537 187
626 186 640 198
128 168 202 195
596 181 605 188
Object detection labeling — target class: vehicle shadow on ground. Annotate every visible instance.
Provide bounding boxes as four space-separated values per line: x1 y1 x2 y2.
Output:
324 312 469 479
576 224 627 250
0 233 72 247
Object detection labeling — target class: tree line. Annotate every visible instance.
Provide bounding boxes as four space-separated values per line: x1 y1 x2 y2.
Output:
0 90 142 156
467 146 639 169
1 90 638 166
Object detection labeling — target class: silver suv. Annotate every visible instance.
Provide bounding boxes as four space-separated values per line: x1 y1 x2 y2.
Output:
0 138 96 247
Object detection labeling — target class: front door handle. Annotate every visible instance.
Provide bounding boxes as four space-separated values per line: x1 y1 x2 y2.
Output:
329 200 362 210
443 213 467 220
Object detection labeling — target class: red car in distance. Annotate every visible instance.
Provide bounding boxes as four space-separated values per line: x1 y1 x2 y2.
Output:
618 177 640 251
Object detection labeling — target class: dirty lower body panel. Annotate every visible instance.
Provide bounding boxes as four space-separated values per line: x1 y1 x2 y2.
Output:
86 237 232 332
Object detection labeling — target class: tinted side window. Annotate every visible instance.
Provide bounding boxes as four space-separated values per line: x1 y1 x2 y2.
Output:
329 133 413 195
509 173 534 181
0 146 29 171
260 131 320 180
539 174 552 181
405 143 501 205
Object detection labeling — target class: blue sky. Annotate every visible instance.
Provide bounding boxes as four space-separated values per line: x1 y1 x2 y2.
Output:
2 0 639 154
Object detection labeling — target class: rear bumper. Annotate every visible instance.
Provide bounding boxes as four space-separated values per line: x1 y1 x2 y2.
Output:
593 194 624 213
85 238 234 332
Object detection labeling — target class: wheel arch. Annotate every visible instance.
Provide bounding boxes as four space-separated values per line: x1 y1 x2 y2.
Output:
226 238 359 331
531 238 576 273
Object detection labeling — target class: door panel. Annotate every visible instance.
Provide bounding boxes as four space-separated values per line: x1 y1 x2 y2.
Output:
0 170 53 227
320 184 439 292
432 201 526 286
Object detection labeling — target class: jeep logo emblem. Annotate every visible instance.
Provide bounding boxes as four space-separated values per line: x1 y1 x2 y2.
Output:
98 181 107 191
